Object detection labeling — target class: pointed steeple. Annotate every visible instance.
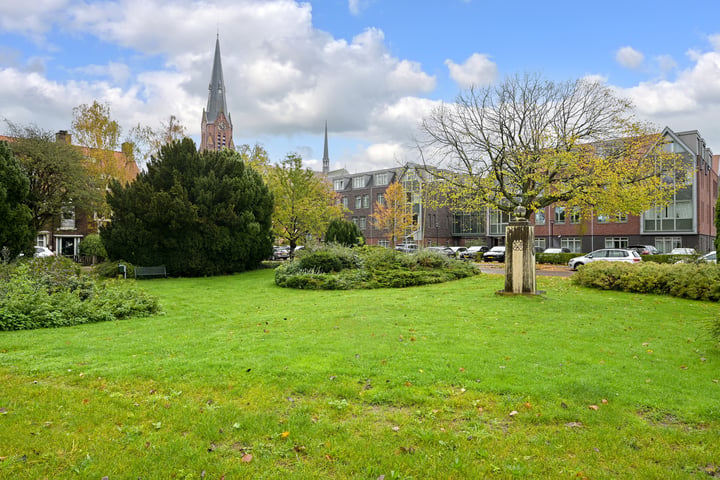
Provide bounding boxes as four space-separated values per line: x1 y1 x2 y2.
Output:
322 121 330 175
206 34 228 123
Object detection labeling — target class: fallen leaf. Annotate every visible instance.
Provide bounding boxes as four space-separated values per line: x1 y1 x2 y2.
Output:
524 402 532 409
241 453 253 463
459 367 465 372
560 402 568 409
601 399 609 404
680 365 688 370
0 408 7 415
509 410 519 416
281 431 290 438
642 342 649 347
588 405 599 411
565 422 583 428
391 426 400 432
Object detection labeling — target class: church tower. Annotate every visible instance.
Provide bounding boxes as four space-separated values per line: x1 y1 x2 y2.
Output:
322 121 330 175
200 35 235 151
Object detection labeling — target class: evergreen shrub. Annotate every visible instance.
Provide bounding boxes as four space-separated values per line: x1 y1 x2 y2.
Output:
275 245 478 290
572 261 720 301
0 257 159 331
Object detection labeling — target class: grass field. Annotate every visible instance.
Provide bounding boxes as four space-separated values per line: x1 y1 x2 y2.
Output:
1 269 718 479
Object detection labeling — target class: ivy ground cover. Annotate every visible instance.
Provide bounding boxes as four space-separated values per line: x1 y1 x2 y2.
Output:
0 270 718 478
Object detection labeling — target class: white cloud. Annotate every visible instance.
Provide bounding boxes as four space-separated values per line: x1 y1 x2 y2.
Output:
615 39 720 152
655 54 678 75
615 46 644 69
445 53 497 89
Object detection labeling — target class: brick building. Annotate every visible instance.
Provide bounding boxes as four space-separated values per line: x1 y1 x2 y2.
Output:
329 127 718 253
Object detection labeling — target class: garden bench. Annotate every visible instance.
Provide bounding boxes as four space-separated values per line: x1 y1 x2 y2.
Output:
134 265 167 279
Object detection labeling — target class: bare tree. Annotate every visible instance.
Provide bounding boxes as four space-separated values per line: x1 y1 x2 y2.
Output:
418 73 681 219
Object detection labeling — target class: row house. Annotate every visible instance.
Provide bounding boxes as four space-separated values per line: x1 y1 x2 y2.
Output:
329 127 718 253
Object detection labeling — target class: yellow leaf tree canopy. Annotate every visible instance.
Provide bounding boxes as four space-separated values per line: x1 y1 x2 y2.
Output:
418 73 683 219
266 153 343 250
370 181 414 246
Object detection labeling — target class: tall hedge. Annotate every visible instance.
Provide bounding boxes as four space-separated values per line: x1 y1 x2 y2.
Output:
100 139 274 276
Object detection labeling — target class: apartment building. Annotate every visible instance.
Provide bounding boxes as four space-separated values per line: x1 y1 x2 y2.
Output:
329 127 718 253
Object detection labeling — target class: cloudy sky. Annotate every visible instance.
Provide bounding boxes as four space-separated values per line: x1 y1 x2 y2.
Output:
2 0 720 173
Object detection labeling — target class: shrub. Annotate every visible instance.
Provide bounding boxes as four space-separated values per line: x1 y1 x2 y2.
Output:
572 261 720 301
79 233 107 259
94 260 135 279
275 245 478 290
0 257 159 331
536 253 582 265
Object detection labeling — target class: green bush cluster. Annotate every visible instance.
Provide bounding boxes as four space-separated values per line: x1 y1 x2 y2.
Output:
0 257 159 331
572 261 720 301
275 245 478 290
94 260 136 279
535 252 582 265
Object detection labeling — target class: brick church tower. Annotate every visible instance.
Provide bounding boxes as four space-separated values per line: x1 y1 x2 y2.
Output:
200 35 235 151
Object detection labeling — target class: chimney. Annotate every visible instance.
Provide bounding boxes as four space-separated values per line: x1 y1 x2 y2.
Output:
55 130 71 144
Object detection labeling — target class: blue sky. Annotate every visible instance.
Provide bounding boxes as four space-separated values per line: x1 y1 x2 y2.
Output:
1 0 720 172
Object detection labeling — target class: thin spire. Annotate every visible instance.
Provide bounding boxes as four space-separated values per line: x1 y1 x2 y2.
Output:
322 121 329 175
206 35 228 123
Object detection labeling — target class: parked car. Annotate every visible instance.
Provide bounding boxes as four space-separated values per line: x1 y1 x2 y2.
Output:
34 246 55 258
271 246 290 260
425 246 454 257
460 245 489 259
568 248 641 270
482 246 506 262
669 247 697 255
395 243 418 253
447 246 468 258
698 251 717 263
628 245 659 255
542 247 570 254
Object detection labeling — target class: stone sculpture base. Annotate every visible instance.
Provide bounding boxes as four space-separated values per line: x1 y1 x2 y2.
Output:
501 219 537 295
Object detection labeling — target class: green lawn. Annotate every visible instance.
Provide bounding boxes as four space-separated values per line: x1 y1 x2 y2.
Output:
1 269 718 479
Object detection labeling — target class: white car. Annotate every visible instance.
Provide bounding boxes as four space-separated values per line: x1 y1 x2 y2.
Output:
669 248 697 255
568 248 641 270
34 246 55 258
699 251 716 263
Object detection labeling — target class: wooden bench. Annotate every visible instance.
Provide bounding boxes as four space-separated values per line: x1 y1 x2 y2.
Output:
134 265 167 279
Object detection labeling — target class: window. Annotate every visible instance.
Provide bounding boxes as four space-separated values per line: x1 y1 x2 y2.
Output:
655 237 682 254
598 213 628 223
351 216 358 226
490 210 509 235
358 216 366 229
554 206 566 224
376 193 385 206
534 238 546 250
355 196 362 209
36 234 48 248
60 206 76 230
452 212 486 235
534 210 545 225
560 237 582 253
604 237 628 249
570 208 581 224
363 194 370 208
378 240 389 247
334 179 344 191
375 172 389 186
341 197 348 208
353 176 365 188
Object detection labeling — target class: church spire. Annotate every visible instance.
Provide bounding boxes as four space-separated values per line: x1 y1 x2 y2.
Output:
322 121 330 175
200 35 234 152
206 34 228 123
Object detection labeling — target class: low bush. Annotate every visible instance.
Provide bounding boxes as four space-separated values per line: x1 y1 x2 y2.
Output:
275 245 478 289
536 252 582 265
572 261 720 301
0 257 159 331
94 260 135 279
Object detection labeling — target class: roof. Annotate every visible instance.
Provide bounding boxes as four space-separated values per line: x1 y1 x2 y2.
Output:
205 36 229 124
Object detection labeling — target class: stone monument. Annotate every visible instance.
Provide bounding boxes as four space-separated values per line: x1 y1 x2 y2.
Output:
502 206 537 295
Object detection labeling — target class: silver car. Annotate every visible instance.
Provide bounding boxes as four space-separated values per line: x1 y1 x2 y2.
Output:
568 248 641 270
